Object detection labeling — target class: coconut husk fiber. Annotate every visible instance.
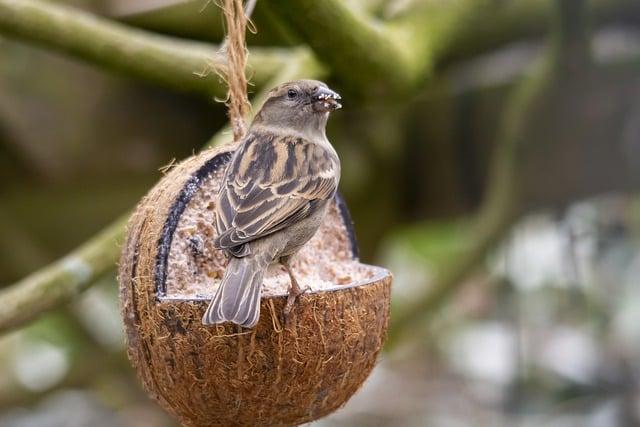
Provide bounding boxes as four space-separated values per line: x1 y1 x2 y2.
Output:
118 144 392 427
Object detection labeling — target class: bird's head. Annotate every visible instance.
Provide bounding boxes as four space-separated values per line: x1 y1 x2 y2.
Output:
252 80 341 133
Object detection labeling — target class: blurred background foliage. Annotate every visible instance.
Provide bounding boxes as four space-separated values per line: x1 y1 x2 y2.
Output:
1 0 640 425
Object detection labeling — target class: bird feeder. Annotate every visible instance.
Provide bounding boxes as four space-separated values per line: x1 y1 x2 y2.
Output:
118 144 392 426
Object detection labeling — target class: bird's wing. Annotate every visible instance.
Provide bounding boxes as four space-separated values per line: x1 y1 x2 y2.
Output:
214 132 338 250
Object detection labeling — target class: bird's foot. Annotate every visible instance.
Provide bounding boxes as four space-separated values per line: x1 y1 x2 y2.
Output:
284 284 308 326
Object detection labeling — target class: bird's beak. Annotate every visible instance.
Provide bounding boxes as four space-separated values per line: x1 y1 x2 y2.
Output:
311 87 342 112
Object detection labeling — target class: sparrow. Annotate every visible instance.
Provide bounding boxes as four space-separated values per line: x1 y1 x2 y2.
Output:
202 80 342 328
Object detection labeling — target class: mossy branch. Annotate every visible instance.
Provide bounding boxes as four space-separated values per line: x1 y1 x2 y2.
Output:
0 216 126 335
264 0 640 94
262 0 415 91
0 0 300 98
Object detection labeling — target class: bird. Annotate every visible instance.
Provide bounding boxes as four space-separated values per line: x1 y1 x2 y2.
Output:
202 80 342 328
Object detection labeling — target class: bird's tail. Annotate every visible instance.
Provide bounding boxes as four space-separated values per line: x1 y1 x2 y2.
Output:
202 256 266 328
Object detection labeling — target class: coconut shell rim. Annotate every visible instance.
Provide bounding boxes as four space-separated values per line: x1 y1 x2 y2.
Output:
158 264 391 302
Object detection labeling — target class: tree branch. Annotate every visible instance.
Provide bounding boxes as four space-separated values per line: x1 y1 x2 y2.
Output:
0 216 126 334
0 0 302 98
262 0 414 91
264 0 640 94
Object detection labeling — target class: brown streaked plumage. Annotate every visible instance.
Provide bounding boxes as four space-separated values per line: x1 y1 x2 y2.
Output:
203 80 342 328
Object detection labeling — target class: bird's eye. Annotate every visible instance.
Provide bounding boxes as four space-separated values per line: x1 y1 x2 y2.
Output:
287 89 298 99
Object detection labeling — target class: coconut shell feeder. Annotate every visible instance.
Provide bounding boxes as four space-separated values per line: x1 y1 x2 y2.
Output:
118 143 392 426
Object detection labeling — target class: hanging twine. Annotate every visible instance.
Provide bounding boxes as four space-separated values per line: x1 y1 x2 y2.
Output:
219 0 254 143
